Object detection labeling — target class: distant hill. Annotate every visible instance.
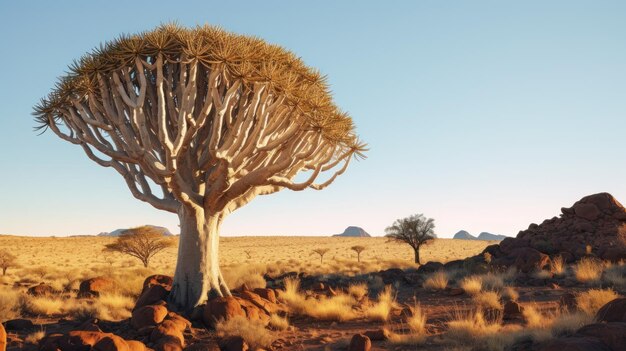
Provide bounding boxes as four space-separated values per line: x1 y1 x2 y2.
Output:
453 230 507 241
452 230 474 240
333 226 371 237
98 225 173 237
477 232 508 241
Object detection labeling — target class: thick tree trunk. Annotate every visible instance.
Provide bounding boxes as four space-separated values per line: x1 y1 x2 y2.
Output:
414 247 421 264
169 206 230 312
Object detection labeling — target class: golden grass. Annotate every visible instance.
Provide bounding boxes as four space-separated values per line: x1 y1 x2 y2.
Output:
24 330 45 344
447 309 501 340
347 283 368 300
575 288 620 316
550 255 565 275
268 314 289 331
0 287 22 321
460 276 482 295
216 316 275 349
423 271 448 290
501 287 519 301
280 278 358 321
23 296 64 316
574 257 604 283
472 291 502 310
365 286 397 322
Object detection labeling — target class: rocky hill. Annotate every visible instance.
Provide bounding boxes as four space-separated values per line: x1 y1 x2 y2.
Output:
453 230 507 241
333 226 371 237
482 192 626 272
98 225 173 237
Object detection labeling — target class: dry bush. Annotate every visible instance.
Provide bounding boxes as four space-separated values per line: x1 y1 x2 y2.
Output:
406 302 427 334
216 316 275 349
534 270 553 279
473 291 502 310
268 314 289 331
575 288 620 315
574 258 604 283
94 293 135 320
423 271 448 290
365 286 396 322
223 264 267 291
347 283 368 300
550 256 565 275
460 276 482 295
522 305 547 328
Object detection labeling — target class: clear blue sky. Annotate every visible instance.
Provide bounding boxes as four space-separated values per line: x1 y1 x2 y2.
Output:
1 1 625 237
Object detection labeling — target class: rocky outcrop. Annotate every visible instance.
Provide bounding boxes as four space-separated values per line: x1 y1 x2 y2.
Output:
596 298 626 322
27 283 56 296
453 230 508 241
99 225 173 237
484 193 626 270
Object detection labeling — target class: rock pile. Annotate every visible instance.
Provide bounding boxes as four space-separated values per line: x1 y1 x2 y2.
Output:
484 193 626 271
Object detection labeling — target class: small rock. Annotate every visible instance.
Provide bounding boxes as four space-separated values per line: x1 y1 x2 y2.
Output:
27 283 55 297
131 305 168 329
220 336 248 351
595 297 626 322
348 334 371 351
3 319 34 331
503 301 524 321
364 329 389 341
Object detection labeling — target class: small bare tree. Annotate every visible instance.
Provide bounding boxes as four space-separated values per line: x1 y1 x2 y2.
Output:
243 250 252 260
350 245 366 263
104 226 175 267
385 214 436 264
0 249 17 275
312 248 330 264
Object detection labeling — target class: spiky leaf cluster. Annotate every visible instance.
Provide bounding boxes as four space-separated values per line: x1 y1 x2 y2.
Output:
33 23 362 149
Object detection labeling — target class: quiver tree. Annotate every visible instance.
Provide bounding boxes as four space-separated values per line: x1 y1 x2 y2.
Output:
104 226 175 267
350 245 366 263
385 214 436 264
312 248 330 264
34 24 365 311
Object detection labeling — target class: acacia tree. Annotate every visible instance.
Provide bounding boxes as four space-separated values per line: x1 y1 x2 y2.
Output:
34 24 365 310
104 226 175 267
350 245 366 263
385 214 436 264
0 249 17 275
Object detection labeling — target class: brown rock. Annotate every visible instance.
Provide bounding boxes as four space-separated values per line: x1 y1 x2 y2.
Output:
238 291 279 314
219 336 248 351
131 305 168 329
503 300 524 320
135 285 169 310
574 203 601 221
183 342 220 351
150 320 185 347
154 336 183 351
512 247 550 273
27 283 55 296
202 297 245 327
76 319 102 332
447 288 465 296
93 335 129 351
60 331 110 350
38 333 64 351
596 298 626 322
165 312 191 332
78 277 116 298
348 334 371 351
363 329 389 341
575 322 626 351
126 340 149 351
252 288 277 303
0 323 6 351
3 319 34 331
142 275 173 292
538 337 611 351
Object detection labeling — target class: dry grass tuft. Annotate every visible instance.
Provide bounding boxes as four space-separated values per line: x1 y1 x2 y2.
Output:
268 314 289 331
447 309 501 341
423 271 448 290
460 276 482 295
472 291 502 310
576 288 620 316
0 287 22 320
574 258 604 283
550 256 565 275
501 287 519 301
365 286 397 322
24 330 46 344
280 278 357 321
23 296 64 316
216 316 275 349
347 283 368 300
